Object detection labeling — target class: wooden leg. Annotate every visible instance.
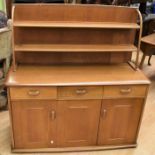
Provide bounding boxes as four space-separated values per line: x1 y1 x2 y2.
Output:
148 55 152 66
139 53 146 69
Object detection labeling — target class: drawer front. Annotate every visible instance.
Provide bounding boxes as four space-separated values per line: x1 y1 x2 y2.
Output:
10 87 57 100
104 85 147 98
58 86 103 99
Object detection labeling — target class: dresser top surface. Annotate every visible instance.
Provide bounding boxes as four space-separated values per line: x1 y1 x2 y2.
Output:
6 64 150 86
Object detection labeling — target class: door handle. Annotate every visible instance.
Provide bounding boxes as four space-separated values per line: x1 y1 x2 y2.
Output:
101 109 107 119
50 110 56 120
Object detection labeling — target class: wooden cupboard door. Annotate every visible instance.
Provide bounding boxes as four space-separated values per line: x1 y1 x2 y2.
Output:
11 100 57 149
98 98 144 145
57 100 101 147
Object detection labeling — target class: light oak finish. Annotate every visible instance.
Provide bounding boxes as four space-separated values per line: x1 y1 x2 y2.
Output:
10 87 57 100
11 144 137 153
15 52 132 65
57 100 101 147
13 21 140 29
135 9 143 69
6 64 149 86
7 88 15 148
14 28 136 45
11 100 57 149
98 98 144 145
11 4 142 70
12 6 16 71
1 56 155 154
58 86 103 100
104 85 147 98
14 44 137 52
6 4 150 152
13 5 138 22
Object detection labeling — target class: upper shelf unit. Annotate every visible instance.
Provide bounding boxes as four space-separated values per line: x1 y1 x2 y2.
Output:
12 4 142 70
13 21 140 29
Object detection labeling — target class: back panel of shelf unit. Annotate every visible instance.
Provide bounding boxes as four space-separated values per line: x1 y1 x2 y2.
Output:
15 52 132 65
14 28 136 45
13 4 138 23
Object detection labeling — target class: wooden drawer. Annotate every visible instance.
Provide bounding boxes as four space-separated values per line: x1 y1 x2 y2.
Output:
104 85 147 98
10 87 57 100
58 86 103 100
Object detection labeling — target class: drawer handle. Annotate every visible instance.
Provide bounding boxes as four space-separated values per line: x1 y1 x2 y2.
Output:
28 90 40 96
120 88 131 94
76 89 87 95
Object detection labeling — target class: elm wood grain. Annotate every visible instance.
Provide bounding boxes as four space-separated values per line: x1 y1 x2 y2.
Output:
13 4 138 23
5 64 150 86
7 5 149 151
11 144 137 153
14 44 137 52
12 4 142 70
15 52 131 65
14 28 136 45
11 100 57 149
109 53 131 64
104 85 147 98
98 98 144 145
2 60 154 154
10 87 57 100
13 4 141 70
135 9 143 69
13 21 140 29
57 100 101 147
7 89 15 148
58 86 103 100
133 85 150 145
12 6 16 71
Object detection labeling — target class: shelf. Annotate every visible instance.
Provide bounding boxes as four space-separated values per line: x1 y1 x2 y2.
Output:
6 64 149 86
14 44 137 52
13 21 140 29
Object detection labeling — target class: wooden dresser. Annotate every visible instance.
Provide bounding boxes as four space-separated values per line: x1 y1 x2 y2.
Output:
6 4 150 152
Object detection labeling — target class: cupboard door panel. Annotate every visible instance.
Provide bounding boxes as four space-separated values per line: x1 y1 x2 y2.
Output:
11 100 57 149
98 98 144 145
57 100 101 147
